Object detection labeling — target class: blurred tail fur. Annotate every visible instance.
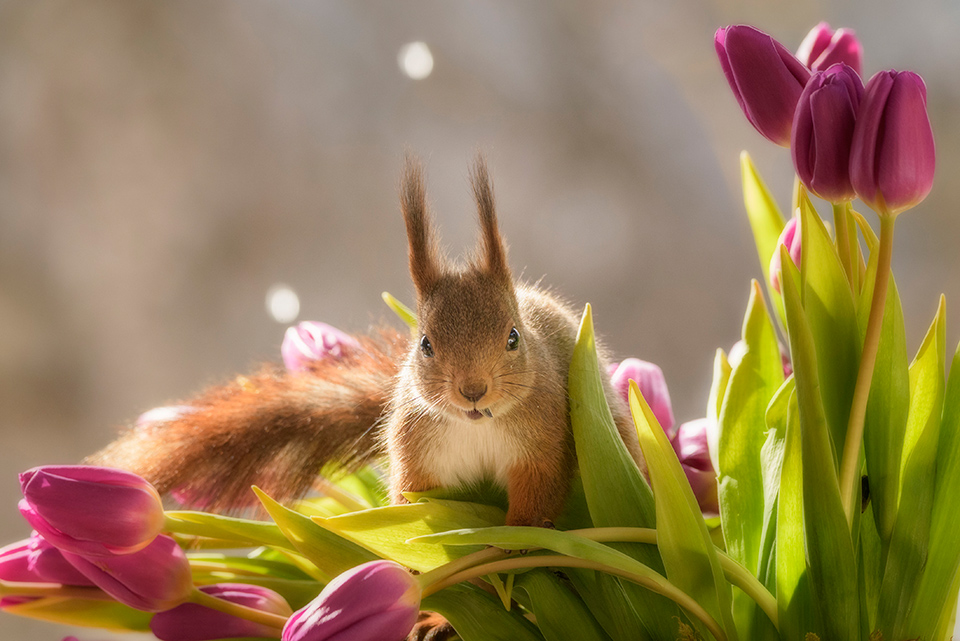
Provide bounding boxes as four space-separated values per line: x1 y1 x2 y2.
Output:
86 328 409 512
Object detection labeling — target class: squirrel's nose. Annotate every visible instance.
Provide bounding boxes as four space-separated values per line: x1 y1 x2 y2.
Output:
459 383 488 404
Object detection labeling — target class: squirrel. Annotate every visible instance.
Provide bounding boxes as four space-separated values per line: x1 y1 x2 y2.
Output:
86 155 644 528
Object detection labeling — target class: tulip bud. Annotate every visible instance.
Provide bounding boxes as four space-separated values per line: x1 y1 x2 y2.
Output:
282 321 361 373
282 560 421 641
850 70 936 216
18 466 165 557
27 533 95 587
768 217 802 294
671 418 719 517
61 534 193 612
715 25 811 146
150 583 292 641
608 359 675 431
796 22 863 76
0 539 39 608
792 64 864 202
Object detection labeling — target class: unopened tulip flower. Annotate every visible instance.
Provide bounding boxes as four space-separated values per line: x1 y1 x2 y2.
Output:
768 217 802 294
27 533 95 587
796 22 863 76
18 466 165 557
0 539 39 608
792 64 864 202
850 70 936 216
715 25 811 146
151 583 292 641
61 534 193 612
608 359 675 431
282 321 361 373
672 418 719 517
282 560 420 641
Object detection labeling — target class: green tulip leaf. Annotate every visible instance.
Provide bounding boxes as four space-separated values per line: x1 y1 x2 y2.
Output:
164 510 294 550
514 569 612 641
316 498 504 572
253 487 377 581
798 192 861 473
381 291 417 328
631 381 738 641
876 297 946 640
707 348 732 471
3 597 152 631
782 266 859 640
740 151 786 324
423 583 544 641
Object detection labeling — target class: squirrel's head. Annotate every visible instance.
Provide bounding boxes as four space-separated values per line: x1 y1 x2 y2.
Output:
400 155 534 422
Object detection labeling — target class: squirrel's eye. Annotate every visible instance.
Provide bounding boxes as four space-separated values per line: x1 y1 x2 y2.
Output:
506 327 520 351
420 335 434 358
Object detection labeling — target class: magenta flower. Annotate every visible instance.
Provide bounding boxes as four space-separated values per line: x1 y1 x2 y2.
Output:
282 321 361 373
671 418 719 517
282 560 421 641
60 534 193 612
608 358 675 432
768 217 802 294
715 25 811 146
796 22 863 76
792 64 864 202
850 70 936 216
151 583 292 641
0 539 40 608
27 533 95 587
18 466 165 557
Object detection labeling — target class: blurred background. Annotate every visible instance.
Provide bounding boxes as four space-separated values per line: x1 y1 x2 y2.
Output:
1 1 958 638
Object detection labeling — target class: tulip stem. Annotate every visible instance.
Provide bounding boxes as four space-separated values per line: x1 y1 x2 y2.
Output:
416 546 511 591
833 202 855 288
840 214 896 526
422 554 727 641
190 588 288 631
0 580 112 601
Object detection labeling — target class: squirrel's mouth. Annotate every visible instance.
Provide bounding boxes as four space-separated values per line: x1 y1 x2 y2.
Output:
465 408 493 420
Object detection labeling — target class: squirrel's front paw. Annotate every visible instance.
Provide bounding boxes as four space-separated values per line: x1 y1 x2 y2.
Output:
408 611 457 641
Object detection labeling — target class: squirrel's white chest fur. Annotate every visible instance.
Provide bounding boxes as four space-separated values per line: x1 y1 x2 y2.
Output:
426 416 521 488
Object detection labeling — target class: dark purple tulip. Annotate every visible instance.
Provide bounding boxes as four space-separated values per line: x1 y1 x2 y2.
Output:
282 321 361 373
19 466 165 557
796 22 863 76
151 583 292 641
850 70 936 216
671 418 719 517
768 217 802 294
792 64 864 202
61 534 193 612
282 560 420 641
715 25 812 146
608 359 675 431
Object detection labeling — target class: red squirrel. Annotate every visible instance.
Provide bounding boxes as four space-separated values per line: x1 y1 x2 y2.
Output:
87 156 643 527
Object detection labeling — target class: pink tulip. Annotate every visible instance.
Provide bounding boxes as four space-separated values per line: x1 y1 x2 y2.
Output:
27 533 95 586
61 534 193 612
671 419 719 517
792 64 864 202
18 466 165 557
150 583 292 641
282 322 361 373
608 358 675 432
796 22 863 76
282 560 421 641
0 539 39 608
850 70 936 216
715 25 811 146
768 217 802 294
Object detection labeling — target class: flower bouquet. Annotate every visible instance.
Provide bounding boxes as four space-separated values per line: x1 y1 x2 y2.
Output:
1 21 956 641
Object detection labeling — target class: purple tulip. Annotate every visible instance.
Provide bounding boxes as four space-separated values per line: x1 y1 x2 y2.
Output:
0 539 40 608
715 25 811 146
796 22 863 76
608 358 675 432
282 321 361 373
18 466 165 557
61 534 193 612
27 533 96 587
792 64 864 202
151 583 292 641
768 217 802 294
671 419 719 517
282 560 421 641
850 70 936 216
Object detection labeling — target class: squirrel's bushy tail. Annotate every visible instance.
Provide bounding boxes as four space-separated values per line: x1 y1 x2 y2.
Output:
86 328 409 512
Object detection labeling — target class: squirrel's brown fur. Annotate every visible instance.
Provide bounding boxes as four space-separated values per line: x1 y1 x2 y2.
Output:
88 155 642 527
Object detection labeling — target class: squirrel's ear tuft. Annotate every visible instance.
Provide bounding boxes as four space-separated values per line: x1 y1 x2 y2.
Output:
401 154 442 295
471 156 511 283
